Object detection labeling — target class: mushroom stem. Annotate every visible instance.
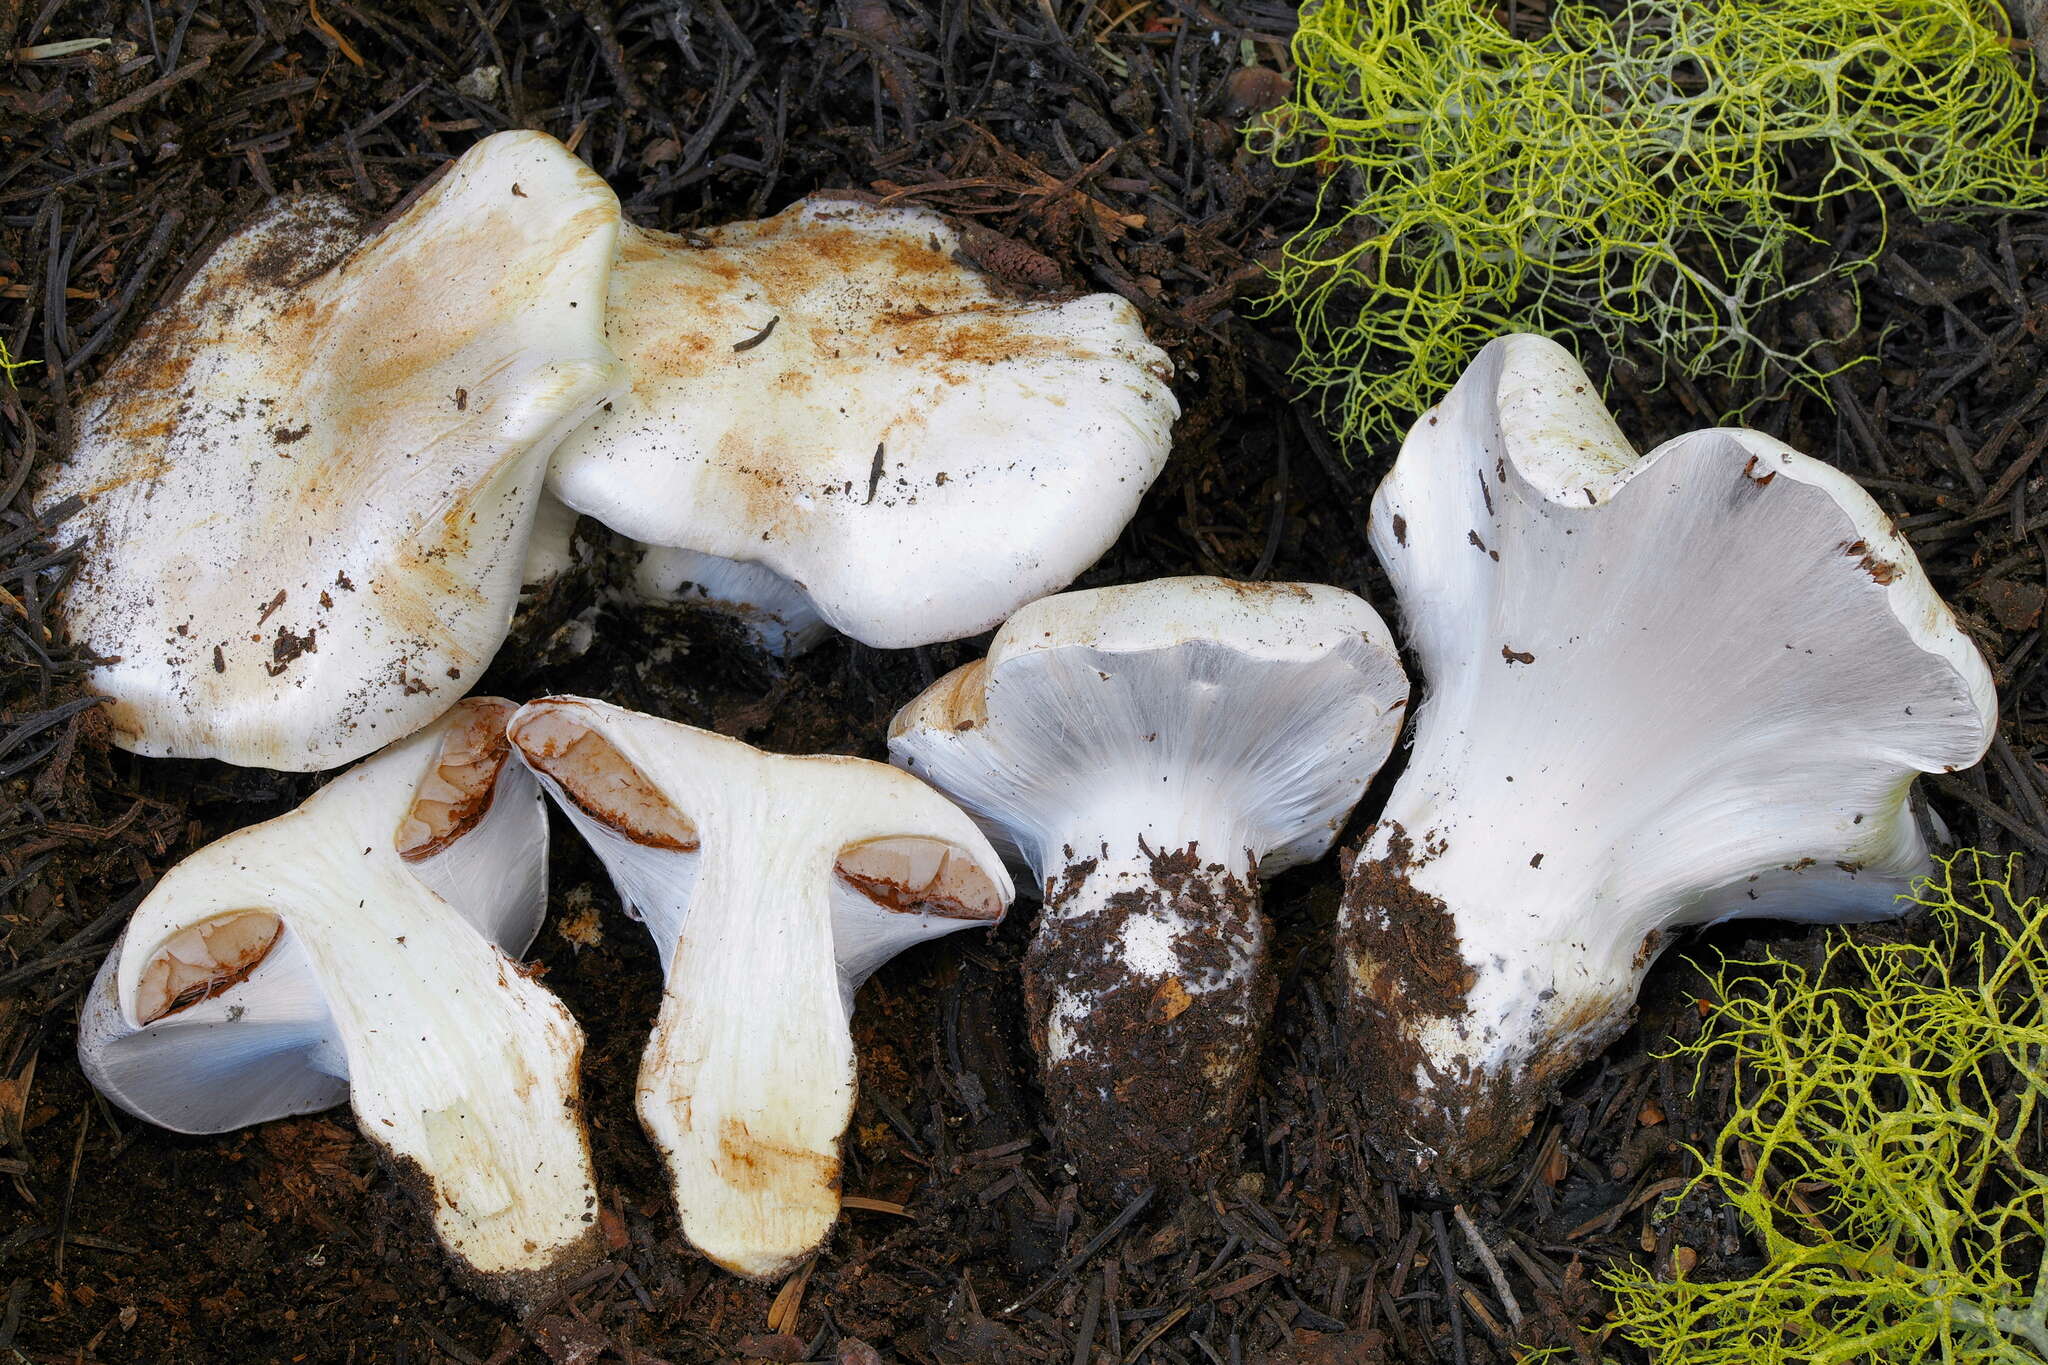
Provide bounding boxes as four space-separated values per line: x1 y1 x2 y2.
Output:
1026 831 1270 1201
632 546 831 656
638 813 851 1280
1338 821 1651 1182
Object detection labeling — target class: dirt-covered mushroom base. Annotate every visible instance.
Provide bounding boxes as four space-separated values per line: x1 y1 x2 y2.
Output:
1025 839 1273 1203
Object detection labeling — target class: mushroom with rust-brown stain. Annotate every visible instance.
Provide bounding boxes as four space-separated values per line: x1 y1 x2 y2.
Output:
550 195 1180 651
508 696 1012 1278
40 130 625 770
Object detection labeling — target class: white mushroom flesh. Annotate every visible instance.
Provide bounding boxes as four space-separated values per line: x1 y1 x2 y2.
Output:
510 697 1011 1279
77 698 594 1301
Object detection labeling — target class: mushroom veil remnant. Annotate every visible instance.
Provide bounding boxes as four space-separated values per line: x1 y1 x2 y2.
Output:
889 577 1409 1197
1337 334 1998 1185
507 697 1012 1279
632 544 833 656
42 130 623 770
546 196 1179 648
77 699 599 1302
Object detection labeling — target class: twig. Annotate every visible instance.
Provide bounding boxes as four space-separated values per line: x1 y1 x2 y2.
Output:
1005 1186 1154 1314
64 56 212 139
1453 1204 1522 1329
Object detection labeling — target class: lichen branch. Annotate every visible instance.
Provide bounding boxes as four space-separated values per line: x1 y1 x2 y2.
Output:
1604 852 2048 1363
1253 0 2048 442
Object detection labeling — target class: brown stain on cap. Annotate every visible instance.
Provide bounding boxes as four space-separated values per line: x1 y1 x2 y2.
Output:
889 659 991 739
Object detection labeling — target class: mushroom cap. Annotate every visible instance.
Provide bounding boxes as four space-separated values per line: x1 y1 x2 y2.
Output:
888 575 1410 877
76 697 595 1298
43 131 623 770
507 696 1011 1278
545 202 1179 647
1340 333 1996 1179
1368 333 1993 934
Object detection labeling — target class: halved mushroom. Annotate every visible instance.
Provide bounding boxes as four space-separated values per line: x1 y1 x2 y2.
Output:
889 576 1409 1198
42 131 623 770
507 697 1012 1278
546 197 1179 648
77 699 597 1302
1336 334 1998 1185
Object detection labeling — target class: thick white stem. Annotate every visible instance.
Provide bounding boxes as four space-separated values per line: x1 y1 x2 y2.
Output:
638 810 852 1280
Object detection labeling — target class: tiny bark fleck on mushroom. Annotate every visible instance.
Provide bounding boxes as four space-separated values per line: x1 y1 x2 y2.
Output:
731 315 780 353
864 442 886 505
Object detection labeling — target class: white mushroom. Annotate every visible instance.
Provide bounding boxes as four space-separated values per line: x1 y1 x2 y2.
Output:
632 544 832 656
42 131 623 770
506 697 1012 1278
77 698 598 1301
1336 334 1998 1184
545 197 1179 648
888 577 1408 1196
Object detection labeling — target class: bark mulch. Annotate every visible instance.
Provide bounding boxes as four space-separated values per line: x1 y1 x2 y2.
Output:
3 3 2046 1362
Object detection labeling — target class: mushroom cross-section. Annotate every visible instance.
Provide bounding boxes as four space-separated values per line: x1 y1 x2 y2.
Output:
544 196 1180 648
41 130 623 770
76 698 598 1303
888 576 1409 1198
506 697 1012 1279
1336 334 1998 1186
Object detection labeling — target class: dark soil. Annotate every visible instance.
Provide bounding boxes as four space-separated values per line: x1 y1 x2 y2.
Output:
3 3 2047 1363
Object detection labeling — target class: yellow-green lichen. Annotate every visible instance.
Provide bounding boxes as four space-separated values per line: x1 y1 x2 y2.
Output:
1604 853 2048 1363
1254 0 2048 442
